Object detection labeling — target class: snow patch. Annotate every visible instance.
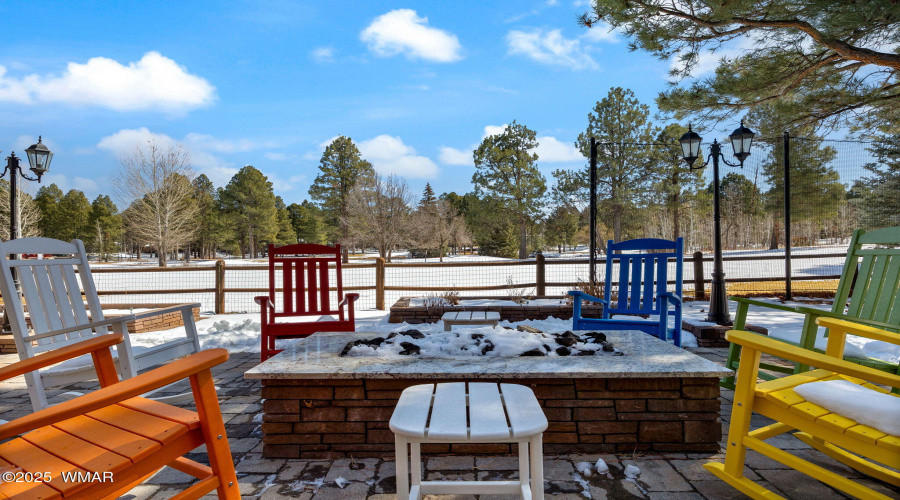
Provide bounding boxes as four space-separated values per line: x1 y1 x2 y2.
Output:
334 476 349 489
575 461 593 476
594 458 610 474
624 464 641 478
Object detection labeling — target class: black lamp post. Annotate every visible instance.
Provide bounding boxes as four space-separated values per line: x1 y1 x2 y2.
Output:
3 137 53 241
679 122 755 325
1 137 53 333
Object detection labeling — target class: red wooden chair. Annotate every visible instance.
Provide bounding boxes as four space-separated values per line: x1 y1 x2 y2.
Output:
255 243 359 361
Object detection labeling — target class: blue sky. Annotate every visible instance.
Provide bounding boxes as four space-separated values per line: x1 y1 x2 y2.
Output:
0 0 689 204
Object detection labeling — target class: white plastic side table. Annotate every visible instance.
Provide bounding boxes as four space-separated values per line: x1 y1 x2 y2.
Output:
389 382 547 500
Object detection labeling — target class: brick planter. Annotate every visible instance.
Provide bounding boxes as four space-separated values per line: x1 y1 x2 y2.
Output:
260 376 721 459
389 297 603 324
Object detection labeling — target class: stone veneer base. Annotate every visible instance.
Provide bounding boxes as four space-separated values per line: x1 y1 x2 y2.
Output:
259 376 722 459
389 297 603 324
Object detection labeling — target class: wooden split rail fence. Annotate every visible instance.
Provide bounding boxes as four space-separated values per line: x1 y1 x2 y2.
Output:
80 252 848 314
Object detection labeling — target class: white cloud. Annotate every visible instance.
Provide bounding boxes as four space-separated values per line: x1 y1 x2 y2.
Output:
0 52 215 112
483 124 509 138
97 127 178 154
675 36 757 78
361 9 463 63
39 173 102 197
265 152 289 161
546 0 559 5
506 29 598 70
96 128 290 189
357 135 439 178
439 125 580 165
439 146 471 165
310 46 335 63
536 136 583 162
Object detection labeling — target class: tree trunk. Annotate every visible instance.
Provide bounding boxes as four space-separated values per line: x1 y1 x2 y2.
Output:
519 214 527 260
769 220 781 250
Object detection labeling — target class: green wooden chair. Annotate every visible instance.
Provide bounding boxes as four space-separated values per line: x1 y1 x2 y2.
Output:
722 225 900 389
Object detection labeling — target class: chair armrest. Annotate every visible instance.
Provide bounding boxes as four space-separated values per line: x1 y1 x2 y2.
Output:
567 290 608 305
730 297 801 313
24 315 136 342
818 317 900 346
131 303 200 321
795 307 899 332
658 292 682 304
0 334 124 383
255 296 275 311
338 293 360 308
726 329 900 389
0 348 229 439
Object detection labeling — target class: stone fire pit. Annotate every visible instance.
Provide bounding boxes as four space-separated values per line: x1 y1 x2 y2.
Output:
245 330 731 459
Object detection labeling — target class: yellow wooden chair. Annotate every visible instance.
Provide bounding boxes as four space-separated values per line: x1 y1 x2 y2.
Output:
707 317 899 499
0 333 239 500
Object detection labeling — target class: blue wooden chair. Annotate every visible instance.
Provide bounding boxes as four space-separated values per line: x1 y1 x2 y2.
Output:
568 238 684 346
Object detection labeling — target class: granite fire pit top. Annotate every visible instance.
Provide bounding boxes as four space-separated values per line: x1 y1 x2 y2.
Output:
245 331 733 380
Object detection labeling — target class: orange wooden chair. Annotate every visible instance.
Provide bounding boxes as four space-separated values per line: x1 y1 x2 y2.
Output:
0 333 239 500
256 243 359 361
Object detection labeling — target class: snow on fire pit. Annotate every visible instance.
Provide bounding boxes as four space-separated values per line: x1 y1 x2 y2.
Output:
340 325 624 358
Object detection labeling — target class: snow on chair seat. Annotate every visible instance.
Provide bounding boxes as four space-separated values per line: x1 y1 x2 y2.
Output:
390 382 548 499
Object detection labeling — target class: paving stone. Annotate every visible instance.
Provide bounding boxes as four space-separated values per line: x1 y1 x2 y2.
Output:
756 469 849 499
647 493 704 500
426 456 475 470
237 456 286 474
670 458 759 481
475 455 520 470
324 458 379 482
620 479 649 498
310 482 371 499
424 471 476 481
622 459 692 492
119 484 161 500
275 461 310 482
259 484 314 500
146 466 195 485
542 459 576 481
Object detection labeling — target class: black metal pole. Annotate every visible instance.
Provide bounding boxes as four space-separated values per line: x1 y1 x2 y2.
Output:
707 140 731 325
9 154 18 242
783 131 792 300
589 137 598 285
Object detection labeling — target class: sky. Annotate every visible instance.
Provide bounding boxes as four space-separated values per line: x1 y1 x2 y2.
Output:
0 0 713 205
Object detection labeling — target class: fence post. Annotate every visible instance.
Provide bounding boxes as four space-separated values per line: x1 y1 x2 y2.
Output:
693 251 705 301
535 252 546 296
215 259 226 314
375 257 386 310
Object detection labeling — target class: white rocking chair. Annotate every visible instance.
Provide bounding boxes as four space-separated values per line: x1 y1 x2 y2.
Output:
0 237 201 411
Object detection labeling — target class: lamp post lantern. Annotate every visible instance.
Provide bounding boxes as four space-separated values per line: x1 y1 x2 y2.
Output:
679 122 755 325
4 137 53 241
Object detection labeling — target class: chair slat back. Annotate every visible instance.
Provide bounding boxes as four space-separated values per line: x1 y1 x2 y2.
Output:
842 227 900 329
268 243 343 317
604 238 683 315
0 238 107 356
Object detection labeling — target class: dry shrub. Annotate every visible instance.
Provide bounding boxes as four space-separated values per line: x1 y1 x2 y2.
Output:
567 278 604 304
506 276 534 305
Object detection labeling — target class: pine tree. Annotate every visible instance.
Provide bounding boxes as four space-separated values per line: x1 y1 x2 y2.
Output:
220 166 278 258
580 1 900 133
34 183 64 239
473 120 546 259
648 124 707 243
88 195 122 261
192 174 225 259
309 136 375 261
288 201 327 244
861 135 900 229
573 87 662 242
55 190 92 242
274 196 298 246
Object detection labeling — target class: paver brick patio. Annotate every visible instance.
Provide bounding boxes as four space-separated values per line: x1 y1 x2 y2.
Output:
1 346 897 499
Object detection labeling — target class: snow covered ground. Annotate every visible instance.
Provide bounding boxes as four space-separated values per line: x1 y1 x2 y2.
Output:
127 298 900 365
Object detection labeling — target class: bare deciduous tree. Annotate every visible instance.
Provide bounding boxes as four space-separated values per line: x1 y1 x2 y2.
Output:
113 141 198 267
414 199 471 262
0 180 41 240
342 174 414 262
